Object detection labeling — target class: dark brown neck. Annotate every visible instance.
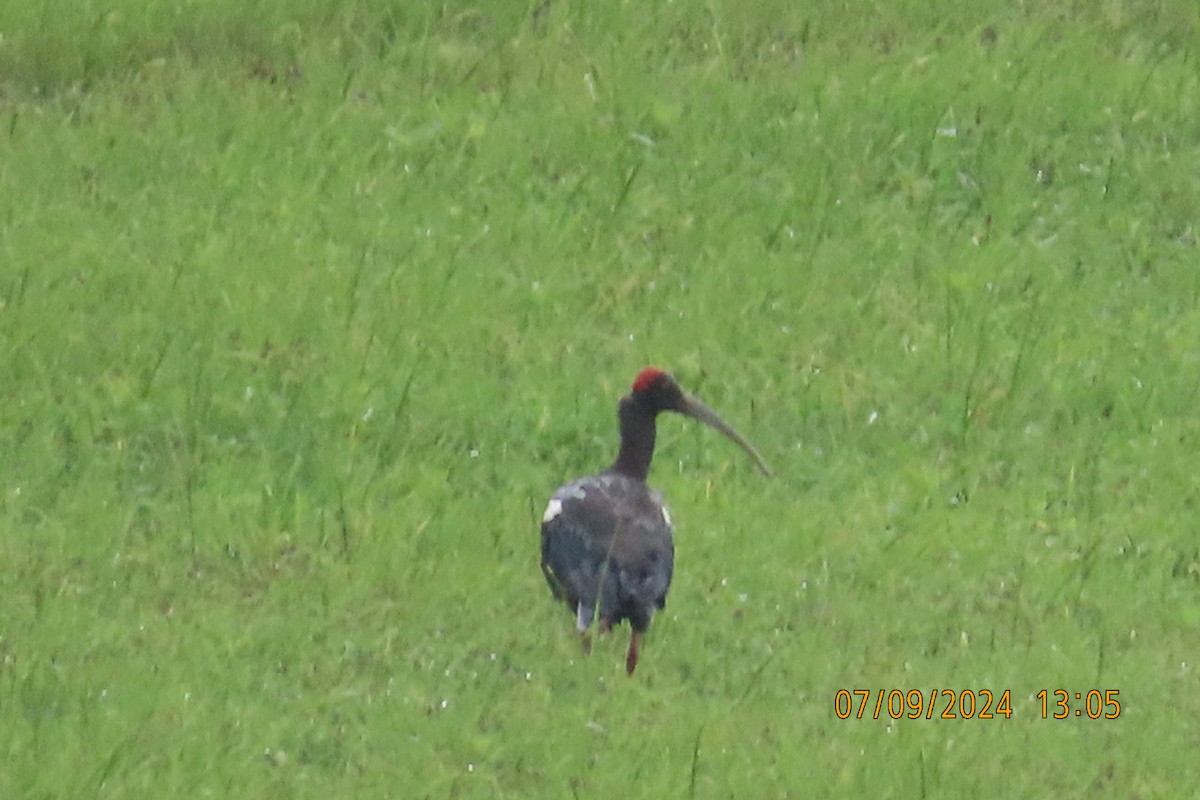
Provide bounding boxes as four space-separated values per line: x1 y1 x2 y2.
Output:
609 395 657 482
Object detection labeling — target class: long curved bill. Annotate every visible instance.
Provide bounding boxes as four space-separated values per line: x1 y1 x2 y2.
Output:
679 395 773 477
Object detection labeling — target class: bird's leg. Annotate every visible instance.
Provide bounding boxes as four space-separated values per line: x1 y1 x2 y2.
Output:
625 631 643 676
585 612 614 654
576 602 595 656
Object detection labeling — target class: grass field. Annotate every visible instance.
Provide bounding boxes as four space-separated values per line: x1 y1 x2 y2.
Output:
2 1 1199 796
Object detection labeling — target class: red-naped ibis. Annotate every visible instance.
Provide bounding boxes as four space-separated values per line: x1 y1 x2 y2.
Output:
540 367 771 674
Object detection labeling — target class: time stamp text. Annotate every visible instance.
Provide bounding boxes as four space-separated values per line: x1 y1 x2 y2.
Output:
834 689 1122 720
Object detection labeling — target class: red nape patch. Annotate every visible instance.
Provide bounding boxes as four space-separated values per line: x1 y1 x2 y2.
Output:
632 367 667 393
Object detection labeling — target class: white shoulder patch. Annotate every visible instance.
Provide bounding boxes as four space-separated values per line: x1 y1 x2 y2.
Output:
542 498 564 524
661 505 672 527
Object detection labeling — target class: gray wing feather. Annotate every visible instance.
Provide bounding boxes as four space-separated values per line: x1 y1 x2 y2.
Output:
541 474 674 631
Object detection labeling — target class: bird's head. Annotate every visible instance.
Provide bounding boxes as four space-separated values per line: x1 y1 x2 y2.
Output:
630 367 684 411
629 366 772 477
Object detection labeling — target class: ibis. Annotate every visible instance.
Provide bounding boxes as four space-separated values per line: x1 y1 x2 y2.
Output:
540 367 771 674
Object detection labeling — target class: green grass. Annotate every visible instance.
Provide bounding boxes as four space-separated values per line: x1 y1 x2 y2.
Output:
2 1 1199 797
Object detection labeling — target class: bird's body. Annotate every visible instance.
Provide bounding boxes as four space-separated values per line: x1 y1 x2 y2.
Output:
541 472 674 668
540 367 770 674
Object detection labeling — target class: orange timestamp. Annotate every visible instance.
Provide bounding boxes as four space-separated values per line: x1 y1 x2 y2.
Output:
835 689 1014 720
834 689 1122 720
1036 689 1122 719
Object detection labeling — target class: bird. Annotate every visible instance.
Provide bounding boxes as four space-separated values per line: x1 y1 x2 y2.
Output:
540 367 771 675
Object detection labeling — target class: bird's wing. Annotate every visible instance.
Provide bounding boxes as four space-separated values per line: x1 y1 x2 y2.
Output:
540 475 673 614
541 482 621 608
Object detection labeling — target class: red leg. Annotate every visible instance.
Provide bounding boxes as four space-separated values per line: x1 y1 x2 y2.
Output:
625 631 643 675
580 631 592 656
